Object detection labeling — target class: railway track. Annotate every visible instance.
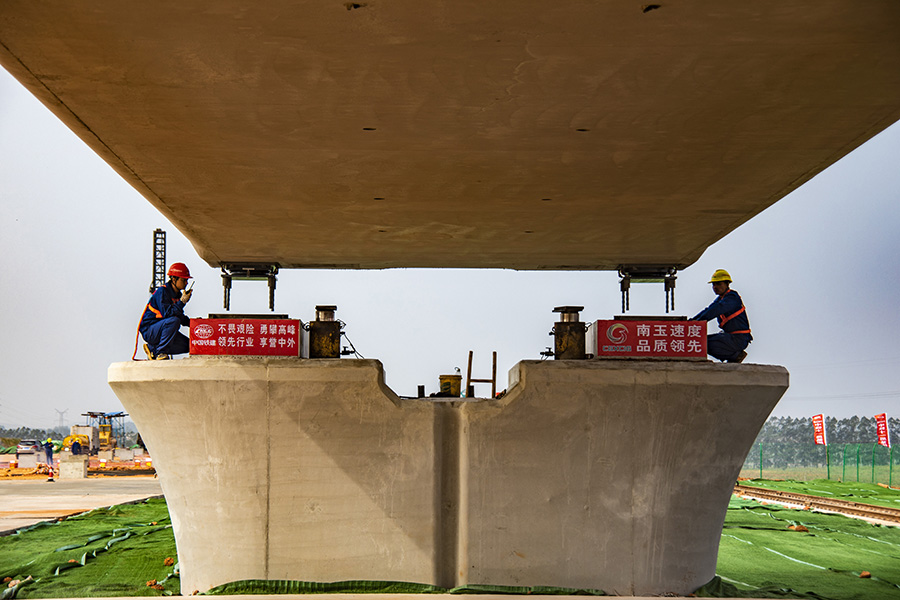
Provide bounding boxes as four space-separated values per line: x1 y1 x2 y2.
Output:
734 484 900 525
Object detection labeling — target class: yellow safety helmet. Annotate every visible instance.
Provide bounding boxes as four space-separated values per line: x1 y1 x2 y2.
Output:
708 269 732 283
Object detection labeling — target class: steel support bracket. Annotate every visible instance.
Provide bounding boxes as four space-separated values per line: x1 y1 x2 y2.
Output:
220 263 280 311
617 265 678 313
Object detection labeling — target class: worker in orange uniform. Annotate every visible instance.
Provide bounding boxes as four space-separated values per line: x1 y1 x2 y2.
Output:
692 269 752 363
140 263 194 360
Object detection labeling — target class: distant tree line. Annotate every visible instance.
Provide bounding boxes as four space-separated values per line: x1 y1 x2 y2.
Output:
755 416 899 445
744 416 899 469
1 426 68 447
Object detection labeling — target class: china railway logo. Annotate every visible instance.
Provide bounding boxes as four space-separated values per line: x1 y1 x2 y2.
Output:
194 324 214 339
606 323 628 344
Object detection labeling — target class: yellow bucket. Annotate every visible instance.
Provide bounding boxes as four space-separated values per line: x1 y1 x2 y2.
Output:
439 374 462 397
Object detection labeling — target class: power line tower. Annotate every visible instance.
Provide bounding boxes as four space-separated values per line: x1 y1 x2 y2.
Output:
55 408 68 429
150 229 167 293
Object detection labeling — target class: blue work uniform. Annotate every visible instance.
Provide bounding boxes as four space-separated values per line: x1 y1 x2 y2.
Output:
43 441 53 469
140 281 191 356
692 289 752 362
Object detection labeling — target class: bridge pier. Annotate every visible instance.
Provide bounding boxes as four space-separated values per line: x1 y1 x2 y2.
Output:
108 357 787 595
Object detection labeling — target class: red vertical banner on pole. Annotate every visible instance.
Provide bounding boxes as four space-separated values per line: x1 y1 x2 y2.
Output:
875 413 891 448
812 414 827 446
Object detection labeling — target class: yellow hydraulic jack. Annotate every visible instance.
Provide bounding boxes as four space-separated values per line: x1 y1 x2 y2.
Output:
309 305 341 358
549 306 587 360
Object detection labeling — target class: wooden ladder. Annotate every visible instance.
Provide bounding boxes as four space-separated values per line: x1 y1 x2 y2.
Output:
465 350 497 398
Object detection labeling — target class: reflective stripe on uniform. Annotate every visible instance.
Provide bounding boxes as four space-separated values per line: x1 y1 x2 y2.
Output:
717 297 751 334
717 305 745 327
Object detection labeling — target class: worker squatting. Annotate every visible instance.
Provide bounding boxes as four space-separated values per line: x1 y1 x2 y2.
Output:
138 262 193 360
135 262 751 364
692 269 752 363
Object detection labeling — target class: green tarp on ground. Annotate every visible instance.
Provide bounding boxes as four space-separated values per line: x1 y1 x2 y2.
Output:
205 579 606 595
3 481 900 598
715 496 900 599
0 498 177 598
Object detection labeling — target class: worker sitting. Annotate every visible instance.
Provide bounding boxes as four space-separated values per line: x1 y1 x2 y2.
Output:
692 269 752 363
140 262 194 360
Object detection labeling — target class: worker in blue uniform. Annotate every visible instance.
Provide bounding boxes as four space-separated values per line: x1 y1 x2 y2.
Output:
140 262 194 360
692 269 751 363
43 438 55 481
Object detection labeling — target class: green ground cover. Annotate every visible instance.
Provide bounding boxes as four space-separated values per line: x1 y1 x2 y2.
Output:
739 466 899 487
3 483 900 599
715 496 900 599
0 498 178 598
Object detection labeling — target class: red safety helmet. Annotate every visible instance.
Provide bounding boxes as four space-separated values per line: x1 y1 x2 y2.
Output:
167 262 192 279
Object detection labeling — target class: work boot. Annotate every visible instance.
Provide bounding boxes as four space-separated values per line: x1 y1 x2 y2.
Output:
733 350 748 363
144 343 170 360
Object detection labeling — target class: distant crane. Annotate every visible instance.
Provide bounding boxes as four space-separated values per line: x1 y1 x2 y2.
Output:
150 229 166 293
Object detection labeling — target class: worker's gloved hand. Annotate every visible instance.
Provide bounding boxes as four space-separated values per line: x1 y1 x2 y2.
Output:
181 289 193 304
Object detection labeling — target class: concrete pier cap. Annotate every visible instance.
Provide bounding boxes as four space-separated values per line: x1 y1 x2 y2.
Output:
108 357 788 596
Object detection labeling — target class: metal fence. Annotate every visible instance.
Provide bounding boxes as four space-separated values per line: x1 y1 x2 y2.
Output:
739 443 897 485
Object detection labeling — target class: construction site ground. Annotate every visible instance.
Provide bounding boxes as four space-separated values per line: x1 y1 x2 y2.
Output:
0 454 156 479
2 478 899 599
0 477 162 534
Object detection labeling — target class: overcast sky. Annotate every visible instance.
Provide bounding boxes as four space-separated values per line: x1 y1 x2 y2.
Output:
2 67 899 430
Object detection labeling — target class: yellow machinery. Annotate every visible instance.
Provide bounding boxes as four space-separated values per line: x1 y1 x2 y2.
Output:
63 434 90 450
99 424 114 450
81 411 128 452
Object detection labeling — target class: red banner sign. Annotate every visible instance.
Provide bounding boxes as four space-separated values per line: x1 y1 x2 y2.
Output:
190 318 301 356
594 320 707 359
875 413 891 448
812 414 827 445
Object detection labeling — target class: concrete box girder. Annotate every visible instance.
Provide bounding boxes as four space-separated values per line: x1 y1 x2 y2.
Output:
461 360 787 594
108 359 437 588
108 357 788 595
3 2 900 269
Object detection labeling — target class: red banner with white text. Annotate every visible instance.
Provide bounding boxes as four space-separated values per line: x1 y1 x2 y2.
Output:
190 318 301 356
875 413 891 448
594 320 707 358
812 414 827 445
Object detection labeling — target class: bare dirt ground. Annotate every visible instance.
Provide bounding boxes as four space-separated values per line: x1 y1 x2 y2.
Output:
0 477 163 534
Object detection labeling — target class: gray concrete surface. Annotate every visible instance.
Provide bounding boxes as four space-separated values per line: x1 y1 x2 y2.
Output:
59 454 89 480
460 360 787 595
109 358 438 593
2 3 899 270
0 477 163 534
109 357 787 596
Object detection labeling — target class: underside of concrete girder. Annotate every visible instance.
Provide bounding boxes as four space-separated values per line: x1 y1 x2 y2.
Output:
2 2 899 269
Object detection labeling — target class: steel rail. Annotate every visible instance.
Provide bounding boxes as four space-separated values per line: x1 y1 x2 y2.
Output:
734 484 900 525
